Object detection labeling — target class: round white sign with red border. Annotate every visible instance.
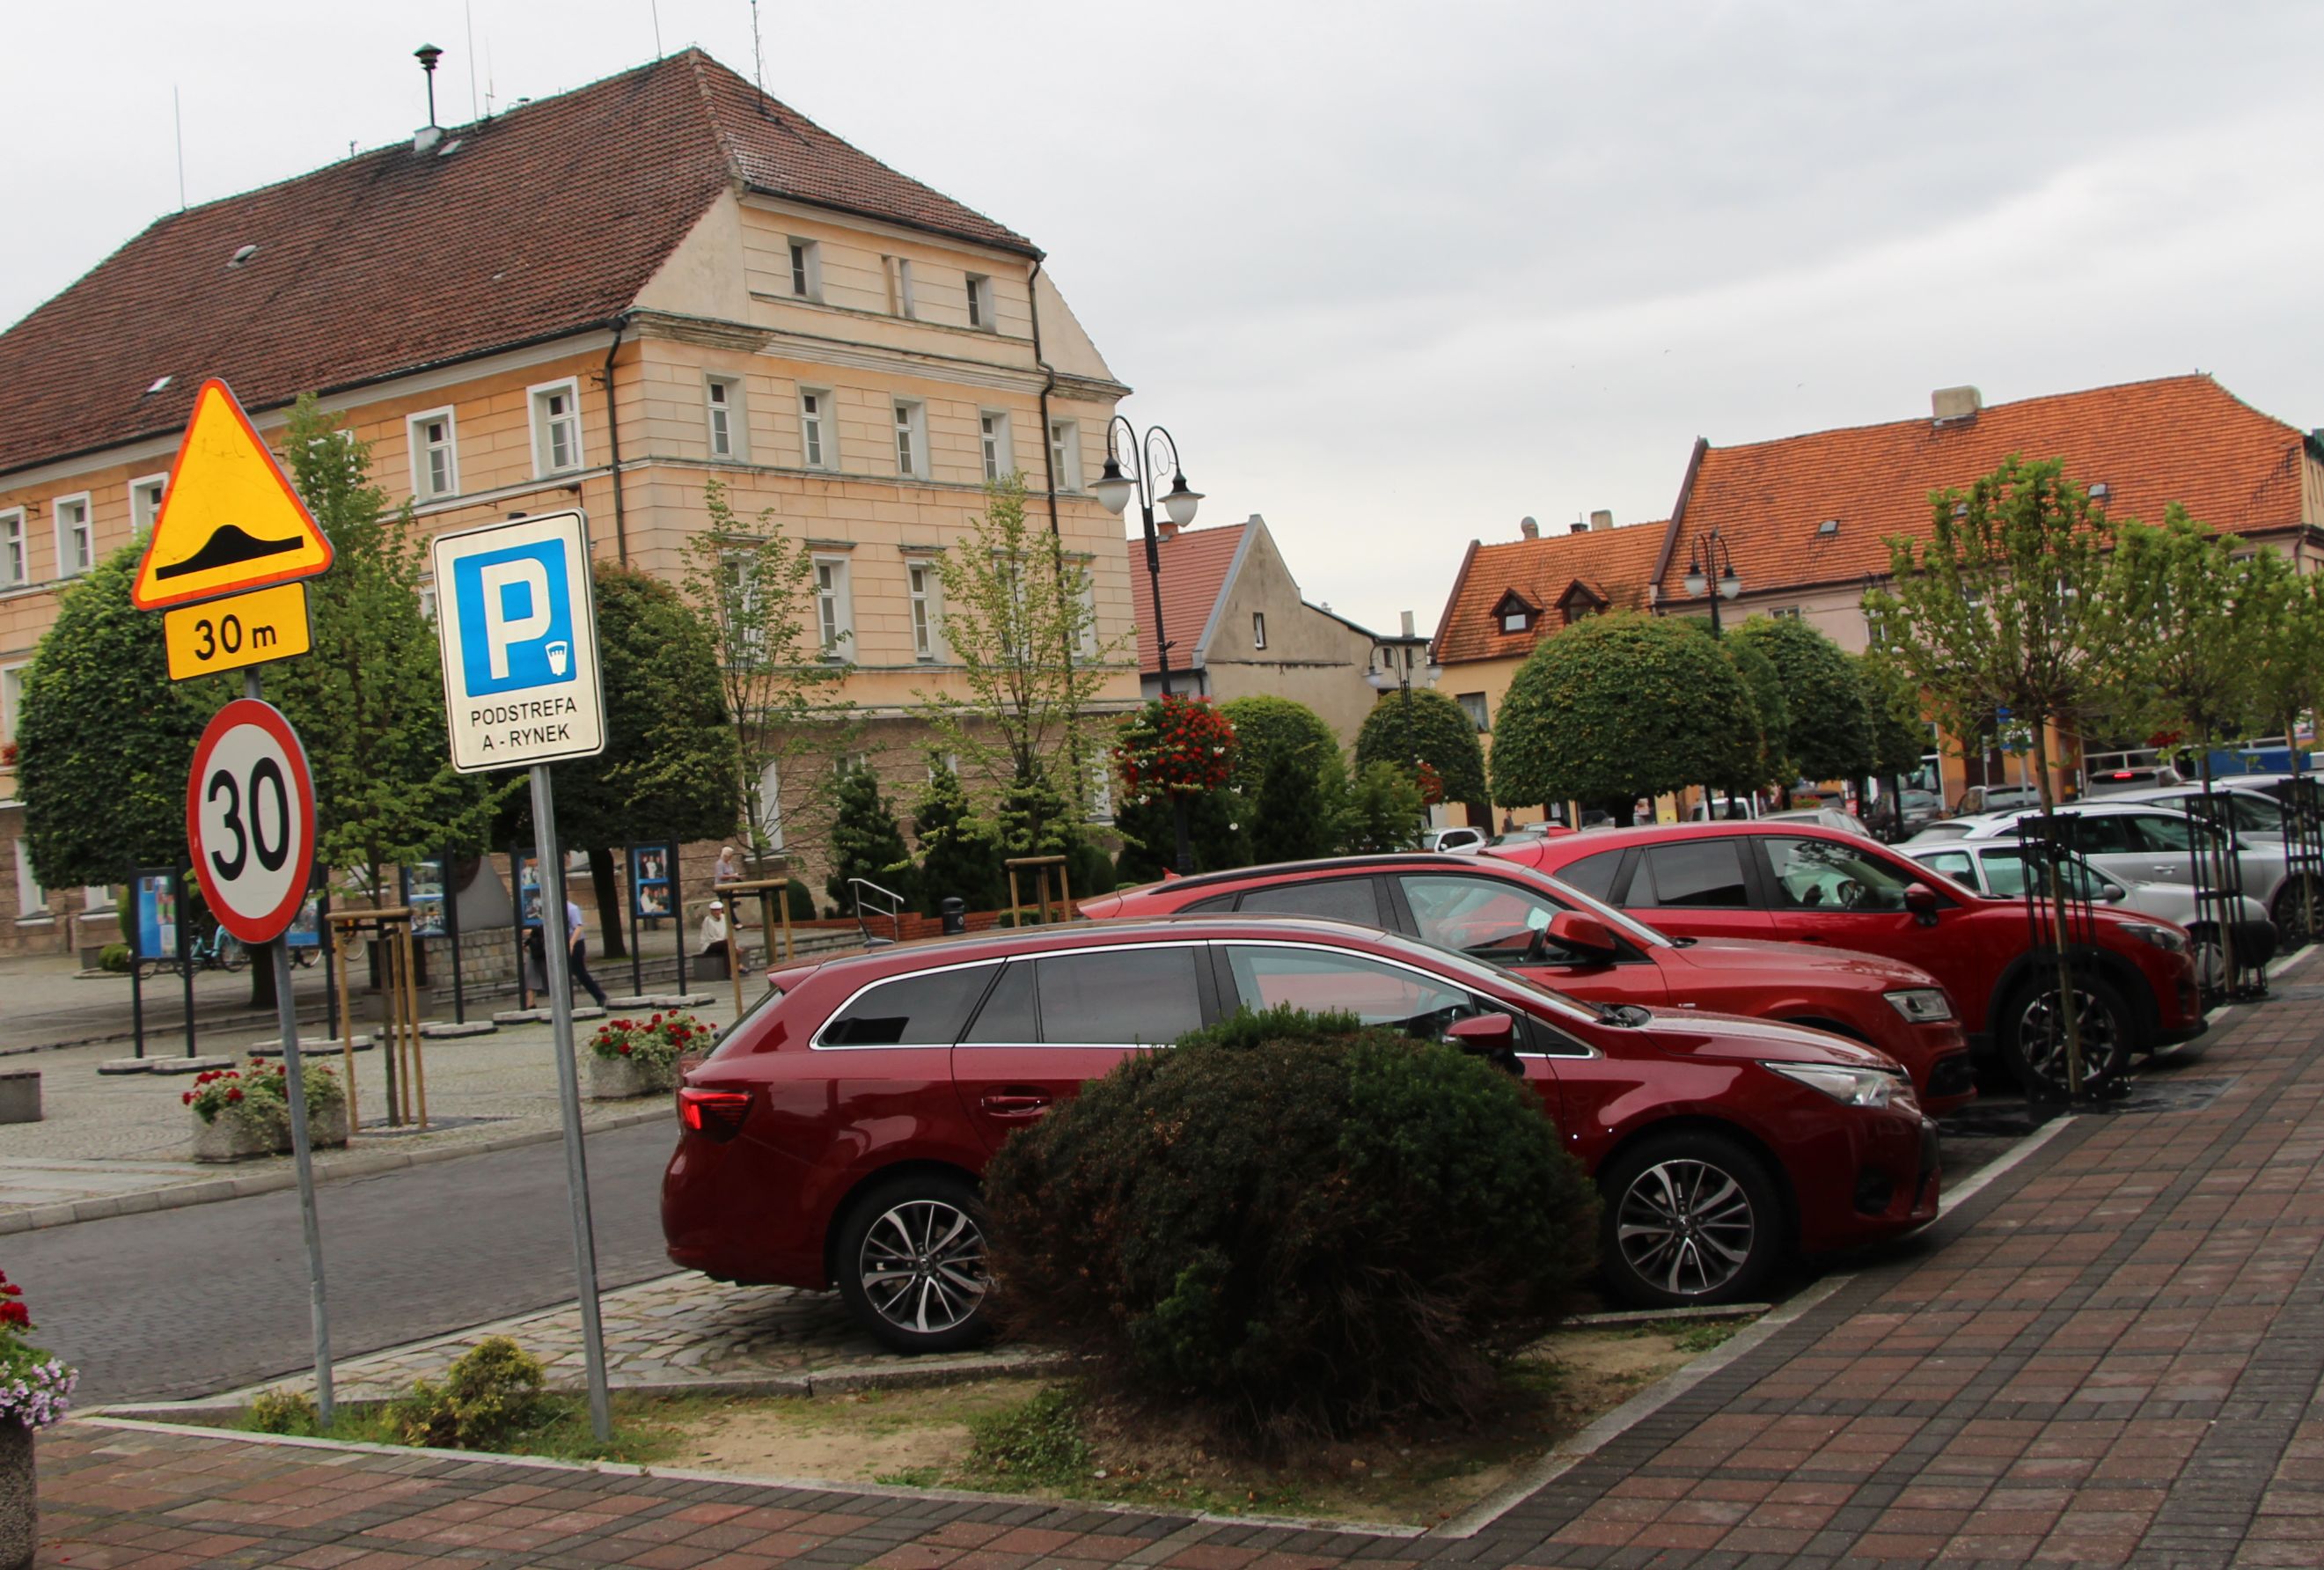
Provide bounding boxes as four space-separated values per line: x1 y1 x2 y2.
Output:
187 699 318 944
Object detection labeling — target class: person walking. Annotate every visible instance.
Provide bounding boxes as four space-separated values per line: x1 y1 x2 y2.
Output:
530 897 609 1009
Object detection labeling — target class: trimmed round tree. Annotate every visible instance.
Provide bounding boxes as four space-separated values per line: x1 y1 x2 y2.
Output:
1712 628 1790 793
1490 612 1760 822
1727 616 1874 787
1222 696 1343 864
1353 686 1488 809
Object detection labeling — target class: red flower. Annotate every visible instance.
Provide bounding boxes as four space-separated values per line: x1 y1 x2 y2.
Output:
226 1088 244 1103
618 1043 633 1056
182 1091 194 1104
0 1302 27 1328
0 1285 21 1298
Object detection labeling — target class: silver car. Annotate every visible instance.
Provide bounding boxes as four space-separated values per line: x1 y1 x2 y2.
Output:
2096 784 2292 844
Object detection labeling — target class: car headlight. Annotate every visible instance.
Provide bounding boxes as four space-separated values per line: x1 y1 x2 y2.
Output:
1763 1060 1918 1111
2121 921 2189 953
1883 987 1954 1024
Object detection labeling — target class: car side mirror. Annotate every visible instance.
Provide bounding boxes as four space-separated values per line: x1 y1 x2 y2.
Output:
1903 884 1940 927
1446 1012 1522 1075
2100 882 2127 903
1548 910 1618 958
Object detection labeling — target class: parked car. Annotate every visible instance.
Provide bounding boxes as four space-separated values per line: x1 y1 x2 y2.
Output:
2097 783 2293 843
1759 807 1874 838
2080 763 2182 798
1083 853 1974 1111
1423 825 1489 855
1954 783 2041 816
1899 839 2276 992
663 916 1942 1349
1484 822 2205 1079
1866 789 1945 840
1961 801 2317 945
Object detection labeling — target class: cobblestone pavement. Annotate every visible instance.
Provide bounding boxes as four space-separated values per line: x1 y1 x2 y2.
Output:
40 955 2324 1568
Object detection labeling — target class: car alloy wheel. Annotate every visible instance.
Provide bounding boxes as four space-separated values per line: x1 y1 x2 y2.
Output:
859 1197 986 1338
2011 978 2128 1092
1615 1157 1758 1299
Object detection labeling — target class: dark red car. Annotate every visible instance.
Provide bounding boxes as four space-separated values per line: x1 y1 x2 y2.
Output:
1082 854 1975 1112
1487 823 2205 1077
664 917 1940 1353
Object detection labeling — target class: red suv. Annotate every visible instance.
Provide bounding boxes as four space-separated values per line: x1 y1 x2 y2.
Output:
664 917 1940 1352
1487 823 2204 1076
1082 855 1975 1112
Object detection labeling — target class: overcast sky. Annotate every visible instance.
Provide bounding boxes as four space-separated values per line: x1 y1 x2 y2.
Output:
11 1 2321 635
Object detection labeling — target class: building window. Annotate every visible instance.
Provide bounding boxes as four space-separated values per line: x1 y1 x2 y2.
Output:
0 510 22 589
705 376 744 460
407 408 458 500
756 759 785 850
1087 760 1115 824
788 238 821 300
1048 419 1081 491
54 494 92 578
1251 612 1267 649
1500 610 1528 634
129 475 167 533
529 379 583 475
1770 605 1803 620
892 400 927 479
909 561 942 662
417 583 438 624
965 274 994 330
1 665 23 747
1457 692 1491 732
814 557 855 661
886 256 916 319
11 840 41 924
979 411 1010 482
798 388 832 469
1077 576 1100 658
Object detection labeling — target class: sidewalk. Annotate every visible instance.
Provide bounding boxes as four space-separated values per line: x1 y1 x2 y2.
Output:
40 957 2324 1567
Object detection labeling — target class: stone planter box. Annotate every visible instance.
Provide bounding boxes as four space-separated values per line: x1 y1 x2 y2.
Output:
587 1052 674 1101
188 1100 348 1162
301 1101 350 1151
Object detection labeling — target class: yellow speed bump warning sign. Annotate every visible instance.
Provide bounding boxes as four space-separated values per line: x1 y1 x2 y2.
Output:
163 583 314 681
131 379 334 610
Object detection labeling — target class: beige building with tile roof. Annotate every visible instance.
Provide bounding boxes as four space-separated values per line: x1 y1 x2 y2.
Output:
0 50 1140 952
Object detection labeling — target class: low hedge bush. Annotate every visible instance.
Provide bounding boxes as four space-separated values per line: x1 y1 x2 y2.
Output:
984 1007 1598 1443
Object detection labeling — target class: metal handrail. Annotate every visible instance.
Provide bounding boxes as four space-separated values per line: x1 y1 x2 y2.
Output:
849 877 906 946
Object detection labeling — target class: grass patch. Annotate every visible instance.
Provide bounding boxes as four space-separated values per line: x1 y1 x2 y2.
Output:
228 1389 713 1467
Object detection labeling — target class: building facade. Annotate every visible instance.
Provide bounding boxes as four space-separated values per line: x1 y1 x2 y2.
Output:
0 50 1140 952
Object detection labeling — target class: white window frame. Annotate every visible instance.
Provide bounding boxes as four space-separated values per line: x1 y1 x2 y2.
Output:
407 407 459 501
1457 692 1491 733
11 841 41 925
892 400 927 480
965 273 994 331
1048 419 1082 491
978 409 1012 482
704 375 745 461
527 378 584 477
0 510 23 589
798 387 834 470
756 759 786 851
417 583 438 624
53 493 93 579
814 555 856 663
1501 609 1529 634
1252 612 1267 650
128 473 168 535
1077 576 1100 658
1 664 25 746
787 238 822 301
886 256 916 319
908 560 944 662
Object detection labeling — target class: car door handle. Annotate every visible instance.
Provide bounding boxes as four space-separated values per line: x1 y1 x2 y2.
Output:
979 1091 1052 1117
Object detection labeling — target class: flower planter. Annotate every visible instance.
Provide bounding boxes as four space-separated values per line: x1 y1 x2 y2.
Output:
588 1052 673 1101
285 1100 349 1152
189 1109 281 1163
0 1416 30 1570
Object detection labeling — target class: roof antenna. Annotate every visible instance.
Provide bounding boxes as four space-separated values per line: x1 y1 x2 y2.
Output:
651 0 663 55
415 43 444 128
751 0 771 117
465 0 480 121
172 85 187 209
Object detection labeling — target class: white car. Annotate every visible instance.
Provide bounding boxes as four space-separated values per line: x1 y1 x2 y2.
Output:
1423 825 1488 855
1901 839 2275 989
2096 784 2292 843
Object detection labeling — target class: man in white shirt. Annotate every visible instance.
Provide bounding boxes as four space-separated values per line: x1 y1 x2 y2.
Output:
528 899 608 1009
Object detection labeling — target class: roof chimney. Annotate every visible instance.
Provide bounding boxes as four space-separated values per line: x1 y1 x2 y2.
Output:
1157 518 1180 541
1400 610 1416 638
1589 509 1614 532
1568 522 1588 535
1932 385 1983 423
1519 516 1539 540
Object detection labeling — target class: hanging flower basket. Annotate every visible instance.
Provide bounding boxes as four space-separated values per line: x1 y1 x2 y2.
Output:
1415 760 1446 807
1115 695 1236 798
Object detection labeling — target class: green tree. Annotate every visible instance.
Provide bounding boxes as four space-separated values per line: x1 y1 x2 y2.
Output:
1490 612 1758 825
1727 615 1872 789
1353 687 1488 809
912 753 1003 914
680 479 853 860
1114 784 1250 883
2098 508 2276 759
17 543 220 891
1707 628 1789 794
826 762 918 916
1338 761 1426 852
1221 696 1343 863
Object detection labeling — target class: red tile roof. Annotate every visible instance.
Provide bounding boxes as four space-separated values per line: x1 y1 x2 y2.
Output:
1658 375 2318 604
1433 524 1668 665
1130 522 1249 677
0 50 1037 478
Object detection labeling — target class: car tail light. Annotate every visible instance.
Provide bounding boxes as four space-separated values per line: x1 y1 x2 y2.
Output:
678 1087 751 1142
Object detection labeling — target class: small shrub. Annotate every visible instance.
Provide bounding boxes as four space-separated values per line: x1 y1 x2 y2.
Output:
98 942 131 973
393 1336 547 1449
247 1387 319 1434
963 1385 1090 1485
984 1008 1599 1443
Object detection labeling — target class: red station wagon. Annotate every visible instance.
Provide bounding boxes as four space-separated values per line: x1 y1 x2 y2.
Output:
1083 855 1976 1112
1487 823 2205 1078
663 917 1941 1353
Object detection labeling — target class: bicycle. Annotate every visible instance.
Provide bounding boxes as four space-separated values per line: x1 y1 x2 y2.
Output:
187 922 247 973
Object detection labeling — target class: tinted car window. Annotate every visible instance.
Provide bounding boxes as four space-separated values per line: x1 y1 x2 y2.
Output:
960 962 1037 1044
1920 850 1979 888
1225 944 1485 1040
2049 814 2136 855
1236 878 1382 925
1556 848 1627 904
821 965 995 1046
2127 813 2198 853
1035 947 1204 1045
1640 840 1750 908
1763 836 1914 912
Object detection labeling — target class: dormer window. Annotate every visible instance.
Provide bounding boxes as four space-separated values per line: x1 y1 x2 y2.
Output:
1556 580 1609 627
1491 590 1538 635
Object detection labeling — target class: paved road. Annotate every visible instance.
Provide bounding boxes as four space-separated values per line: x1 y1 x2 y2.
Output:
19 1119 681 1402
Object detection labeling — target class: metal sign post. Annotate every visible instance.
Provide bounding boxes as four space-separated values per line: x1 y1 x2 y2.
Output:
432 510 612 1442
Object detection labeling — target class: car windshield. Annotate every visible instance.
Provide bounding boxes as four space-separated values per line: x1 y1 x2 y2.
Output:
2219 793 2284 834
1980 848 2112 900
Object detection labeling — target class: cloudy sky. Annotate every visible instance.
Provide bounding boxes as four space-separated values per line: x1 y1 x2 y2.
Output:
11 1 2320 635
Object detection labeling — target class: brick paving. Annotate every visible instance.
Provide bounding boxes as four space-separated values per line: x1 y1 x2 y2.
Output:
38 958 2324 1566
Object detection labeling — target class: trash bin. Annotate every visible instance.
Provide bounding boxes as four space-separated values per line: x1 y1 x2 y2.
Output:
940 897 966 936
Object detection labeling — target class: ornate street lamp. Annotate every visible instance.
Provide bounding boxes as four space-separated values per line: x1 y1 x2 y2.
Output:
1683 527 1743 636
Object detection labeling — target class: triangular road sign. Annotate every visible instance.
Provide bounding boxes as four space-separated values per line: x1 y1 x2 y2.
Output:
131 378 334 610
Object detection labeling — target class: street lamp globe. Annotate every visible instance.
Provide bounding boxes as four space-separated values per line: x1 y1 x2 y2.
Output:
1367 667 1394 693
1425 660 1444 686
1683 559 1707 598
1719 564 1741 600
1162 473 1204 527
1090 459 1135 517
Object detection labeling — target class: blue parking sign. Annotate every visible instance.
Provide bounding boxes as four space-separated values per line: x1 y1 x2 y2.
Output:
430 511 606 773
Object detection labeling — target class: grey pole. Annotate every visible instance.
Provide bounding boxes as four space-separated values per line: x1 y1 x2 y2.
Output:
528 762 613 1442
245 668 334 1424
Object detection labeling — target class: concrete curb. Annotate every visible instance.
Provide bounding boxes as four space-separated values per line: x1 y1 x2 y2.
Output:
0 1104 672 1236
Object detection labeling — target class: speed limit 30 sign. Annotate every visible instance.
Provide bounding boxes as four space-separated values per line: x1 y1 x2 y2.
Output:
187 699 318 943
